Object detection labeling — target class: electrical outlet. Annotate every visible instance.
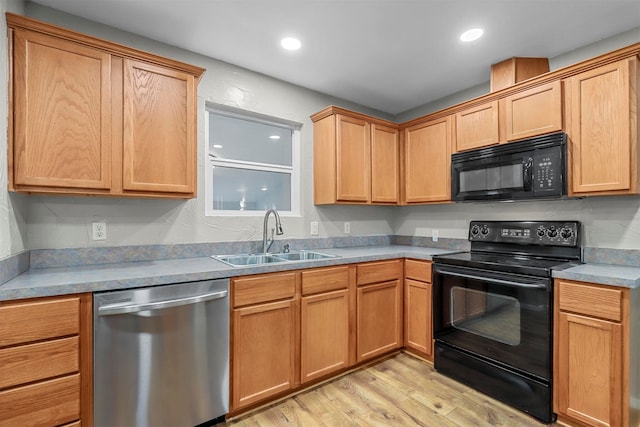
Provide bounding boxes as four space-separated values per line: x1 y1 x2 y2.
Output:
92 222 107 241
310 221 319 236
432 229 439 242
344 222 351 234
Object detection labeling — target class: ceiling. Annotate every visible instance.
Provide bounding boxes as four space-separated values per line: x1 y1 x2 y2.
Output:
30 0 640 115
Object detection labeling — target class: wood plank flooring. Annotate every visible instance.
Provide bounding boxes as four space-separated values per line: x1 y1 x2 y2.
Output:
223 352 561 426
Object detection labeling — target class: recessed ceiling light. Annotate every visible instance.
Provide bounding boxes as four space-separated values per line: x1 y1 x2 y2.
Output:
261 185 268 191
460 28 484 42
281 37 301 51
213 144 223 148
269 135 281 140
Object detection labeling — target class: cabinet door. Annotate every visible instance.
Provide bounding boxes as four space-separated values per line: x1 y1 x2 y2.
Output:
455 101 499 152
232 299 296 410
566 58 637 195
123 59 196 195
336 114 370 202
371 123 399 203
356 280 402 361
300 289 349 383
404 278 432 358
555 311 623 427
505 81 563 141
12 28 112 191
403 116 452 203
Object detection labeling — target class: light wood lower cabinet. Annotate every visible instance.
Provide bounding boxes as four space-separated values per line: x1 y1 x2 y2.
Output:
0 294 92 427
554 279 638 427
300 266 353 384
356 260 403 362
231 272 298 411
403 259 433 361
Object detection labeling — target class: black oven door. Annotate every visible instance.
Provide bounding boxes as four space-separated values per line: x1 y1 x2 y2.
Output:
433 263 552 381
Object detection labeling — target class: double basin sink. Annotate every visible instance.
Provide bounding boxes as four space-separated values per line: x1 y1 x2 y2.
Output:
212 250 339 267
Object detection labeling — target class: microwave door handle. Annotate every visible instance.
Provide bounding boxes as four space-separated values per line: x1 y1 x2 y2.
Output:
523 157 534 191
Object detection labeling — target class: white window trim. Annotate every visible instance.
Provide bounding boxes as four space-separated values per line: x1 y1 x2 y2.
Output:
204 104 301 217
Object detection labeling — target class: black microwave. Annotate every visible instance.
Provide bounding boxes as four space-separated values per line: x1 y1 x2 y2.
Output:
451 132 567 202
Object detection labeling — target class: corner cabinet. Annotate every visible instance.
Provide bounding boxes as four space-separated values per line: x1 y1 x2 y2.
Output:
565 57 640 196
312 106 399 205
0 294 93 427
554 279 639 427
401 116 453 204
7 13 205 198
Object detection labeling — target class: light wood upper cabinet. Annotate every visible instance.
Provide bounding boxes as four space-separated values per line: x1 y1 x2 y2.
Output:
336 114 370 202
565 57 639 196
122 59 196 194
312 106 399 205
11 28 113 191
455 100 499 152
7 14 204 198
554 279 637 427
504 81 563 141
371 123 400 203
402 116 452 203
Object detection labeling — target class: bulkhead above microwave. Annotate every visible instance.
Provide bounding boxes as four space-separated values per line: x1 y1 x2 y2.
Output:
451 132 567 202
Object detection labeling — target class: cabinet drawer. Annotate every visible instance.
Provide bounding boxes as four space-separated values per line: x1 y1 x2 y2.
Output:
233 272 297 307
0 374 80 427
404 259 432 282
0 336 79 389
0 296 80 347
301 266 350 296
357 260 402 286
557 280 624 322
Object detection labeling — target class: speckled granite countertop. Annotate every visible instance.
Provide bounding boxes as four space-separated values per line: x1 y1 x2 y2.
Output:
0 245 454 301
553 263 640 289
2 244 638 302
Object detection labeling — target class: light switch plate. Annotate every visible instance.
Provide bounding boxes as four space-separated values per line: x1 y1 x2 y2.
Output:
310 221 319 236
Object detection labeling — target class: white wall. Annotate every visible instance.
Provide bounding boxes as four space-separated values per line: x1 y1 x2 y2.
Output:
3 4 640 254
0 0 27 260
20 4 395 250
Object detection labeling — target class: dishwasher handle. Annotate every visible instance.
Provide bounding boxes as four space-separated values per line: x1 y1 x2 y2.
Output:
98 289 228 316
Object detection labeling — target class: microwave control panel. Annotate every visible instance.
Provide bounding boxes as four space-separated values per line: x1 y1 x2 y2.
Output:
532 148 563 194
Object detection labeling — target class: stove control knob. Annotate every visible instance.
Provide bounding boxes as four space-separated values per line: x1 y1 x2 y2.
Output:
471 224 480 237
547 226 558 238
481 225 490 236
561 227 574 240
536 227 546 238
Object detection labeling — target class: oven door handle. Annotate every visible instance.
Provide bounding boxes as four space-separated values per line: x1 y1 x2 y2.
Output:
434 266 549 289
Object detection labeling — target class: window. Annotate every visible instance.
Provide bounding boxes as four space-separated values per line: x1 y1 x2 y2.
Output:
205 105 301 216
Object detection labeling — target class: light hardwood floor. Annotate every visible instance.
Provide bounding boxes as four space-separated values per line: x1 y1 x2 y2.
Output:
223 352 561 426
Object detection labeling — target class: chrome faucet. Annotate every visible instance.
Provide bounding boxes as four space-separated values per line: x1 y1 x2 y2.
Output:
262 209 284 253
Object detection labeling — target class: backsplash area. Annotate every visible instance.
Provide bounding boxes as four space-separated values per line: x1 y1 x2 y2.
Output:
2 234 638 286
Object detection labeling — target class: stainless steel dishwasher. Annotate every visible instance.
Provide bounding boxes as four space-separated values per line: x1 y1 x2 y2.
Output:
94 279 229 427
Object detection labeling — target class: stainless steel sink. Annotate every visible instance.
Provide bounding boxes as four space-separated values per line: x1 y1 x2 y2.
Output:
212 250 339 267
272 250 338 261
212 253 287 267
